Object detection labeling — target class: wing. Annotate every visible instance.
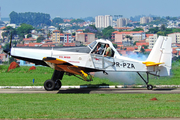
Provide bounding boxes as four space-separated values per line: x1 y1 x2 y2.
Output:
43 57 101 81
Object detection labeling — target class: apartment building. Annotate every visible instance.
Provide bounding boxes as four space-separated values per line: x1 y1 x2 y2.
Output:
140 17 153 24
95 15 113 28
52 30 60 43
52 30 73 43
168 32 180 43
146 34 158 49
64 33 72 43
76 33 95 44
116 18 129 27
112 31 145 43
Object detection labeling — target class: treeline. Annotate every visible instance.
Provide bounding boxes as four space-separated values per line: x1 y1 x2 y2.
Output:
9 11 51 26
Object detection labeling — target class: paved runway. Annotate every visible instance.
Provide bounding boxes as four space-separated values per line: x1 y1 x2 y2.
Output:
0 88 180 94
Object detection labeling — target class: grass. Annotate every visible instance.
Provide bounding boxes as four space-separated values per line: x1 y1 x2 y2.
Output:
1 60 180 86
0 94 180 119
0 62 180 119
0 65 118 86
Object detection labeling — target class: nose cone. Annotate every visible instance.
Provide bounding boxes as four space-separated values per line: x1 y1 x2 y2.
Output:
3 48 11 55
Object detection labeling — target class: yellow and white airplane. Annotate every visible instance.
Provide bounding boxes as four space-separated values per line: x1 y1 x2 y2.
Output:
4 36 172 91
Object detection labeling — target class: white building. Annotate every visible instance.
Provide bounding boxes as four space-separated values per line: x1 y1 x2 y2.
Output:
6 24 16 28
140 17 153 24
147 34 158 49
116 18 129 27
168 32 180 43
95 15 113 28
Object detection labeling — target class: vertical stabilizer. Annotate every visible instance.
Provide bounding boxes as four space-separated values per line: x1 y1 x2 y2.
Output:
146 36 172 76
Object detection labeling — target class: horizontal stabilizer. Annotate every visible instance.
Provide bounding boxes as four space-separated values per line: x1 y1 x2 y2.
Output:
142 61 164 66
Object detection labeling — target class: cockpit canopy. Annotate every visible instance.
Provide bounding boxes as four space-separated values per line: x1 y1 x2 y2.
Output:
88 39 116 57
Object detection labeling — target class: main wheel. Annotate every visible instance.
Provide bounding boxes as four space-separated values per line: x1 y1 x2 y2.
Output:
44 79 55 91
54 80 62 90
147 84 153 90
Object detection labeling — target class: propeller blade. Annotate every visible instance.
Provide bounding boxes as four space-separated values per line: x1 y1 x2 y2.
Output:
3 31 12 55
9 31 12 49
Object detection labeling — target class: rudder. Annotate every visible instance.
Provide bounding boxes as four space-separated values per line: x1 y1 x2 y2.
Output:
146 36 172 76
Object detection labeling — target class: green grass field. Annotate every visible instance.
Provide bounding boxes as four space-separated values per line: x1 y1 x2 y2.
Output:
1 94 180 119
0 65 119 86
0 60 180 86
0 61 180 119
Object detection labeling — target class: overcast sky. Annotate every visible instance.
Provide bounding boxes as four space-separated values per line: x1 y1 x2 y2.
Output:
0 0 180 19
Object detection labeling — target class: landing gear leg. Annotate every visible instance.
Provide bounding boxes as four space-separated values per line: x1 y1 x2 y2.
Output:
137 72 153 90
44 70 64 91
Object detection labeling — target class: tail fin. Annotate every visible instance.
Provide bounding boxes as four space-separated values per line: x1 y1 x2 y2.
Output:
146 36 172 76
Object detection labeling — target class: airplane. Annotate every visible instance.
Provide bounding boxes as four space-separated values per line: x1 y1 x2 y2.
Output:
3 36 172 91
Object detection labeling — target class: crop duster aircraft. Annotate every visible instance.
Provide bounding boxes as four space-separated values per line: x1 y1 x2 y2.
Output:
4 36 172 91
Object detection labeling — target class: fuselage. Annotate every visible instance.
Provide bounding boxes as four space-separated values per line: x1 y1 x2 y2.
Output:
10 39 151 72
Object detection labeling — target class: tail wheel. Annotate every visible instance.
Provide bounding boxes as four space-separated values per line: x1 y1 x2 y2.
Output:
54 80 62 90
44 79 55 91
147 84 153 90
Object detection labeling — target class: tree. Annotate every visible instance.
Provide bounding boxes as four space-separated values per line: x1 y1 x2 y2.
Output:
3 26 17 37
27 34 32 38
142 45 148 49
113 43 117 48
17 23 34 38
132 28 144 31
133 41 138 46
140 47 145 53
37 35 45 43
70 19 85 24
9 11 51 26
84 25 102 38
102 26 115 39
52 17 64 26
72 32 75 36
3 43 10 50
146 27 159 34
84 25 98 33
157 31 165 36
160 24 166 31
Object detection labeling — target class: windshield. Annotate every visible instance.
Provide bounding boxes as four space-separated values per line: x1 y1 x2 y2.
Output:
88 41 97 50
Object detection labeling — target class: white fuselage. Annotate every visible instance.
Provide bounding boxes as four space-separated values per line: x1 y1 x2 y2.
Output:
11 47 151 72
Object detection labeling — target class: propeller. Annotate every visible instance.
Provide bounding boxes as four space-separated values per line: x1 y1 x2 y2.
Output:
3 31 12 55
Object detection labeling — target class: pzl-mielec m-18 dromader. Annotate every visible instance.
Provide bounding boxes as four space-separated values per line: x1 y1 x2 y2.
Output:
4 36 172 91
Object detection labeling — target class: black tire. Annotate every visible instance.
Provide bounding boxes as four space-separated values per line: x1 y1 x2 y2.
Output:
54 80 62 90
147 84 153 90
44 79 55 91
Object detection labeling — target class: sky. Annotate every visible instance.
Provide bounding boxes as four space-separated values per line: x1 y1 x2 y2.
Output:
0 0 180 19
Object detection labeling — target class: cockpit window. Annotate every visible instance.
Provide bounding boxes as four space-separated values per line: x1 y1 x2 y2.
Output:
88 41 97 49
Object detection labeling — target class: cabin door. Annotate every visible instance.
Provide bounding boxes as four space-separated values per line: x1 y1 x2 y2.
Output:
91 54 115 70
